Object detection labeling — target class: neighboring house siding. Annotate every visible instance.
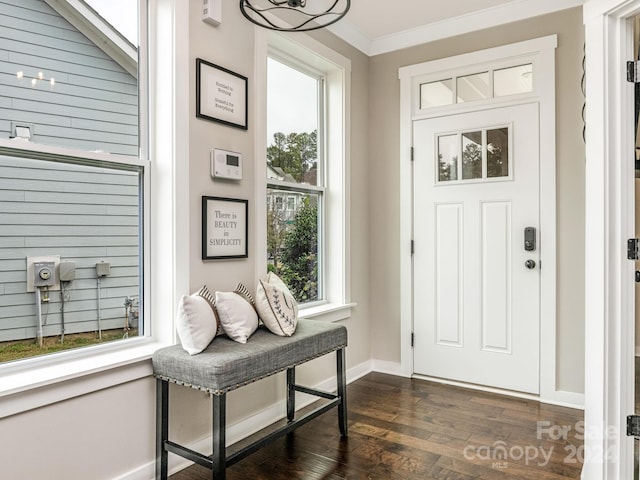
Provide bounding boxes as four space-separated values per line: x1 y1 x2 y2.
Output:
0 0 140 342
0 155 140 342
0 0 138 155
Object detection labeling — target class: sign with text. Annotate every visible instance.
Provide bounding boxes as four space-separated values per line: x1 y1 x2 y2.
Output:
196 58 248 130
202 196 248 259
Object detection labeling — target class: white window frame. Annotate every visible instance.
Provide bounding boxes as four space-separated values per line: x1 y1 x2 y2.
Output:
0 0 190 418
267 52 326 305
255 31 354 322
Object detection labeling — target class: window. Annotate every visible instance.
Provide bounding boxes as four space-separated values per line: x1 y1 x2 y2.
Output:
420 63 533 109
266 56 323 304
0 0 146 363
437 127 511 184
262 33 350 317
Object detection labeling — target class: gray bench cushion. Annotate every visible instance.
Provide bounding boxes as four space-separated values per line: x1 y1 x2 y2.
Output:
152 319 347 395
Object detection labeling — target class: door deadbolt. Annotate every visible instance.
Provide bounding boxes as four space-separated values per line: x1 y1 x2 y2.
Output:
524 227 536 251
525 259 536 270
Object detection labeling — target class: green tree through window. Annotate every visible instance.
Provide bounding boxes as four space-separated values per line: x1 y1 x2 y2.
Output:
266 130 319 303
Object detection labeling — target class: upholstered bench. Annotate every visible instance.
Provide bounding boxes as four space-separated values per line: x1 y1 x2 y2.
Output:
152 319 348 480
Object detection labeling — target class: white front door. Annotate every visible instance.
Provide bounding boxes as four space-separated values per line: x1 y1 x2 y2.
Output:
413 102 540 394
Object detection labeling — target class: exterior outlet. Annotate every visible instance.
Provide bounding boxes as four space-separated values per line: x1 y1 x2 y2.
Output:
96 261 111 277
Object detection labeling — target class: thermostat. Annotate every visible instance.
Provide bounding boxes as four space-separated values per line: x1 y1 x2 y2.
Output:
211 148 242 180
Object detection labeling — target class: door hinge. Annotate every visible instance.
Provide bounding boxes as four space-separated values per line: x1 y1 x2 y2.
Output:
411 146 415 162
411 240 415 255
627 415 640 437
628 238 639 260
411 332 414 348
628 61 640 83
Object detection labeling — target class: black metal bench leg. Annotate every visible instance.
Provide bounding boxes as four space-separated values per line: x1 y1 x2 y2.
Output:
287 367 296 422
337 348 348 436
156 379 169 480
212 393 226 480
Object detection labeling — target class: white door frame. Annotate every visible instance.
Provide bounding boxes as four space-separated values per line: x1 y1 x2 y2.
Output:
583 1 639 479
398 36 573 405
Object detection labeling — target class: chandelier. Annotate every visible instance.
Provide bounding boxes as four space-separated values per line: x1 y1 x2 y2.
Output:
239 0 351 32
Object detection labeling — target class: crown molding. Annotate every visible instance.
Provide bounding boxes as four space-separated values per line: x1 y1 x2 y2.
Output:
328 0 584 57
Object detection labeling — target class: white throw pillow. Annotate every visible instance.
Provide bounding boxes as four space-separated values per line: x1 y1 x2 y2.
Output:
196 284 225 336
176 293 218 355
255 272 298 336
215 290 259 343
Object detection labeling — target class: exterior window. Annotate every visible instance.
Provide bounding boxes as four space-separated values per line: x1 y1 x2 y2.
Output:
266 56 323 304
0 0 145 363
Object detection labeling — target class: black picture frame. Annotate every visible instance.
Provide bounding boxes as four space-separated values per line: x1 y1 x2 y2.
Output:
202 196 248 260
196 58 248 130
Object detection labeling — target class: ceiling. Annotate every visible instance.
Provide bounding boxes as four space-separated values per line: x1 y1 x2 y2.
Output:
344 0 515 39
326 0 584 56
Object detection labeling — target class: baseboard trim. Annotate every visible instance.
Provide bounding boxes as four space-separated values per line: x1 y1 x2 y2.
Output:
371 359 404 376
412 374 585 410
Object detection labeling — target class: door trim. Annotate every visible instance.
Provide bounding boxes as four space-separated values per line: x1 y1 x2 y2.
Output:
398 36 572 405
583 1 640 479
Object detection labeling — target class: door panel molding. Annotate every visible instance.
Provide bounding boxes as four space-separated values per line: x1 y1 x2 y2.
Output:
435 202 464 347
481 201 512 354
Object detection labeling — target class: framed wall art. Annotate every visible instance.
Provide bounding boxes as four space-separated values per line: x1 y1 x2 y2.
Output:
196 58 248 130
202 196 248 260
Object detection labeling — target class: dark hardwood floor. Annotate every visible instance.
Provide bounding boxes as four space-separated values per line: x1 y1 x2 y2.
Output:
170 372 583 480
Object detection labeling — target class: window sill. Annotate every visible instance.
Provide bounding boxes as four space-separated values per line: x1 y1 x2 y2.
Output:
299 302 356 322
0 339 170 419
0 303 355 418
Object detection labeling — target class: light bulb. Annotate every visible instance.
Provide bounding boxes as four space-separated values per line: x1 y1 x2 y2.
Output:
31 78 37 87
38 71 44 80
16 71 23 79
50 78 55 87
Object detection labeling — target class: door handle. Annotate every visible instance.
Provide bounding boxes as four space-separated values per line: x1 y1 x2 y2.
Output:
525 259 536 270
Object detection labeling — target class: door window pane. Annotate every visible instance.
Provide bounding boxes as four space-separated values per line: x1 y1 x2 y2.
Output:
462 131 483 180
487 128 509 177
421 79 453 108
438 134 458 182
494 64 533 97
457 72 489 103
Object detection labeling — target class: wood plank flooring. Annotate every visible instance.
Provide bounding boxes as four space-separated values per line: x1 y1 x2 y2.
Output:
169 373 583 480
